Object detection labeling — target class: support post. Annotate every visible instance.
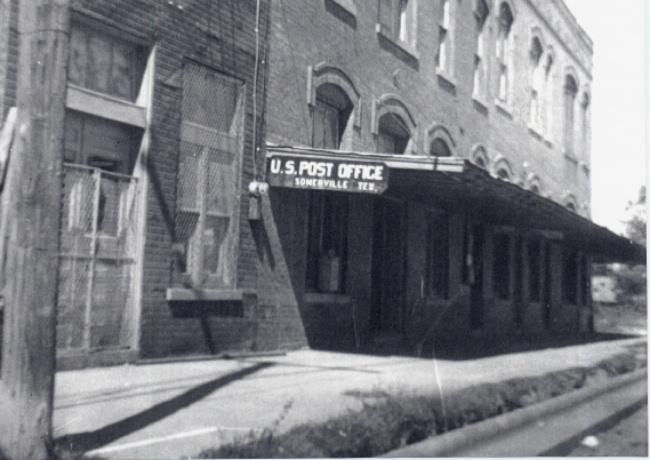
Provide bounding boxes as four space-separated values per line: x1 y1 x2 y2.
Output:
0 0 69 458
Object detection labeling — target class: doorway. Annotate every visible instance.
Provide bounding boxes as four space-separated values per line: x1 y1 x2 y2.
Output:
370 198 406 334
470 225 485 329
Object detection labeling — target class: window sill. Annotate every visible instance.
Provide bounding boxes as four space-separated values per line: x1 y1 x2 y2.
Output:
166 288 243 302
304 292 350 305
326 0 357 17
376 24 419 62
527 124 544 141
66 84 146 128
564 152 579 164
472 95 489 112
435 67 457 88
494 99 513 118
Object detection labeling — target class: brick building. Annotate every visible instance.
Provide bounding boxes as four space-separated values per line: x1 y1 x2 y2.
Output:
0 0 643 369
0 0 309 369
260 0 644 350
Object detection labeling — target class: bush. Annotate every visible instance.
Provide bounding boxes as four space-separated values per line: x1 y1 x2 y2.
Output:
200 353 644 458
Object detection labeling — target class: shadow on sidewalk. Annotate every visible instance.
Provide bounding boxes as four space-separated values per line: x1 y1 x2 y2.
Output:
55 362 273 453
347 332 643 361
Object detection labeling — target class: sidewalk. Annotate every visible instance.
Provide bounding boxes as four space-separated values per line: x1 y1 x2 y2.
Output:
53 336 646 459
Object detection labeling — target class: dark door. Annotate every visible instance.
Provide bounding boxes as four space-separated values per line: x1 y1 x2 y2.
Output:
543 242 552 328
370 199 406 334
513 236 524 325
470 225 484 329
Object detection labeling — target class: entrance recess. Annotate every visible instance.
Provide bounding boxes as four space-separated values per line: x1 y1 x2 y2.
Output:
470 225 485 329
370 198 406 334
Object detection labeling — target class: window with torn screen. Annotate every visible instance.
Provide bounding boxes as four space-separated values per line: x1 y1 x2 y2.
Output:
176 62 244 288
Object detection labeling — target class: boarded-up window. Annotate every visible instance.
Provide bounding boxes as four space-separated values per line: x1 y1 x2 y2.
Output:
176 63 243 288
69 24 143 101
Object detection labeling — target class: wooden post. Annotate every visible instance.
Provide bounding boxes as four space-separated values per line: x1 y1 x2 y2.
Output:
0 1 69 459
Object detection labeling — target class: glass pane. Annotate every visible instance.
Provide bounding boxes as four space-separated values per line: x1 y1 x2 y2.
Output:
184 63 241 133
203 215 230 275
69 27 87 87
111 41 134 100
178 143 200 211
87 34 112 94
207 153 234 215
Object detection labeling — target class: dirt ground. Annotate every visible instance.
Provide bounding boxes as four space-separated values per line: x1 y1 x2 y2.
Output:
569 404 648 457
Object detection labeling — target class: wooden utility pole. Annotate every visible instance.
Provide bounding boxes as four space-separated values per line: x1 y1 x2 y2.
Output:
0 0 69 458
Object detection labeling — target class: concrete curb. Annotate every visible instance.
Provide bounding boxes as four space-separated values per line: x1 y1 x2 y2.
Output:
383 368 647 457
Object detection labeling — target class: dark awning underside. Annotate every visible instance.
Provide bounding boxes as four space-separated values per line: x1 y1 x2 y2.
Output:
266 146 646 264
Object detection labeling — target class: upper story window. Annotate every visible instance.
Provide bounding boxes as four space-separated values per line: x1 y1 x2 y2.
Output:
543 53 554 139
379 0 416 47
563 74 578 154
377 113 410 154
473 0 489 99
312 83 353 150
436 0 454 75
496 3 514 103
529 37 544 130
69 24 145 102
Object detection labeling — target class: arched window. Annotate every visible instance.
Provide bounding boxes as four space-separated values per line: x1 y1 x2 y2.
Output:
312 83 353 150
430 138 452 157
529 37 544 129
471 145 489 169
473 0 490 98
378 112 410 154
497 168 510 181
563 74 578 153
497 2 514 103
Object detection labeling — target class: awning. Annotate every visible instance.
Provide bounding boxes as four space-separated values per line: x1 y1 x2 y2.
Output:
266 146 646 264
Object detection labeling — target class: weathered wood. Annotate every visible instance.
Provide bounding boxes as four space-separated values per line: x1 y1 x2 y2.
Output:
0 1 70 459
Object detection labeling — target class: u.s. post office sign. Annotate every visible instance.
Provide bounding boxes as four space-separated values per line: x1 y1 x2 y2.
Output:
266 155 389 194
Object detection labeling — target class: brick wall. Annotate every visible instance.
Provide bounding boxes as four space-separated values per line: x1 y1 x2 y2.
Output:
265 0 592 212
65 0 307 360
263 0 588 345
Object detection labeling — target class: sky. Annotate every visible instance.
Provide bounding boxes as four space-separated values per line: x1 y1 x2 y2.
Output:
563 0 647 235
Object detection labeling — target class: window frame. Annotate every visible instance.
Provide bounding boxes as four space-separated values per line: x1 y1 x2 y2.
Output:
175 63 245 289
377 0 418 54
472 0 490 101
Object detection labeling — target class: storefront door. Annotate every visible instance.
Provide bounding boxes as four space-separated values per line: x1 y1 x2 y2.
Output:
370 198 406 334
470 225 484 329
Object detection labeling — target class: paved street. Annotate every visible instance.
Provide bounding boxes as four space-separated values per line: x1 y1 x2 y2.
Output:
569 404 648 457
53 337 645 459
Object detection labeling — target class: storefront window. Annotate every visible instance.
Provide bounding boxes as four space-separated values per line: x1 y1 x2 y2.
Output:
306 192 348 293
493 233 511 300
426 212 450 299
